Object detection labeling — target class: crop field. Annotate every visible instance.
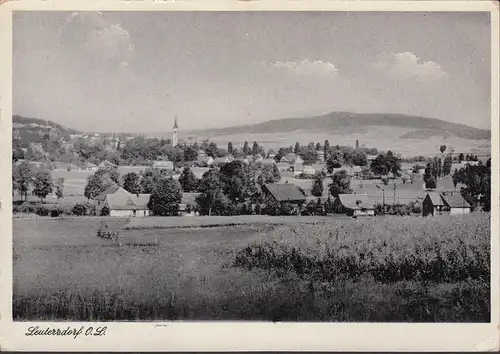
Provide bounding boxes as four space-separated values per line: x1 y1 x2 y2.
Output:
13 213 490 322
51 169 90 196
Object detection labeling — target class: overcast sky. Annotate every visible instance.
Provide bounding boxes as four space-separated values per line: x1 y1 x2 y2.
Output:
13 11 491 132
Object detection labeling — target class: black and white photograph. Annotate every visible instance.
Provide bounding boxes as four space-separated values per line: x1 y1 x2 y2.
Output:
3 2 499 349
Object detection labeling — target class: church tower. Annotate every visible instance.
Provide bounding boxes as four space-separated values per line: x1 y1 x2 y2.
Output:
172 116 179 147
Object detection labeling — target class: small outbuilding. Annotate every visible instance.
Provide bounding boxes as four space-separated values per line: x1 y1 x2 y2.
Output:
422 192 447 216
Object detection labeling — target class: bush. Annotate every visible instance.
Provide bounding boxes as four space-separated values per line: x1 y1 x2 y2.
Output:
50 209 60 218
72 203 88 216
35 206 50 216
16 202 35 214
100 205 110 216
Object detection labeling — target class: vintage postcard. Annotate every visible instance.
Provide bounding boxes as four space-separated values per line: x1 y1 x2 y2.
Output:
0 0 499 351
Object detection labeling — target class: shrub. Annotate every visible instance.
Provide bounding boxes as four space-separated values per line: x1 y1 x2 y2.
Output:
100 205 110 216
72 203 88 216
18 202 35 214
35 206 50 216
50 209 60 218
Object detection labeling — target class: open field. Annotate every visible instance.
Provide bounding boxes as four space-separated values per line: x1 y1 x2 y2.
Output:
13 212 490 322
125 215 350 230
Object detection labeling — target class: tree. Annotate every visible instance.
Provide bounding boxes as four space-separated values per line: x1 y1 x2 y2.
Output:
370 151 401 177
183 145 198 161
326 150 343 174
55 178 64 199
147 177 182 216
425 176 437 189
178 167 198 192
243 141 249 156
140 168 167 194
252 141 259 156
122 172 141 196
329 170 352 198
205 142 219 158
196 169 224 216
32 170 54 203
440 145 447 154
351 151 368 166
294 142 300 154
442 155 453 176
311 175 324 197
355 140 359 149
458 153 464 162
324 140 330 159
315 142 321 151
227 142 233 155
14 161 33 201
84 174 107 200
299 146 318 165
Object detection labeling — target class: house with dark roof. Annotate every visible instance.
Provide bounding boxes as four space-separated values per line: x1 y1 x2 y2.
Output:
95 184 123 208
336 194 375 217
262 183 306 215
423 191 471 216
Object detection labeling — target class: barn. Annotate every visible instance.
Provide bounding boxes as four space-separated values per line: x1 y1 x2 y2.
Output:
262 183 306 215
422 192 472 216
442 192 472 215
422 192 446 216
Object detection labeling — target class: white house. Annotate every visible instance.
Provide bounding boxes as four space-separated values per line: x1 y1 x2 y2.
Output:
302 165 316 177
97 186 150 217
153 160 174 171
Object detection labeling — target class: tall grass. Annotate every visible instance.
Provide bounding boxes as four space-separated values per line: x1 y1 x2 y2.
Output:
234 213 490 284
13 214 490 322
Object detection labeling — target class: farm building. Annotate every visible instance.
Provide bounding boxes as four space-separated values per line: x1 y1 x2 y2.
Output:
255 158 276 166
104 192 150 217
423 192 471 216
422 192 446 216
262 183 306 215
442 192 472 215
95 185 127 209
178 192 200 216
336 194 375 217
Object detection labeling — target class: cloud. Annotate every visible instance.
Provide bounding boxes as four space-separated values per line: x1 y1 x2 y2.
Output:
60 12 134 68
271 59 338 77
370 52 447 83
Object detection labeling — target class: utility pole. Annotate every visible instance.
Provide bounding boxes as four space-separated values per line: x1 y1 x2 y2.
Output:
382 188 385 214
393 183 396 206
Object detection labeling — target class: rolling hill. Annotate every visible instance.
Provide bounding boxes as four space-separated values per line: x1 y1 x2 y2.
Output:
12 115 81 148
171 112 490 157
186 112 490 140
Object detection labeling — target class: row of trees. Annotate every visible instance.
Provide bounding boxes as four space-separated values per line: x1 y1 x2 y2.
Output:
452 159 491 211
12 161 64 202
423 155 454 189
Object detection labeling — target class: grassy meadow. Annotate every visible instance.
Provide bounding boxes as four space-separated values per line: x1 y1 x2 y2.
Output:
13 213 490 322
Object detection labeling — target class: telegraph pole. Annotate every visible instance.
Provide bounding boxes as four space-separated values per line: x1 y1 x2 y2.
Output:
393 183 396 206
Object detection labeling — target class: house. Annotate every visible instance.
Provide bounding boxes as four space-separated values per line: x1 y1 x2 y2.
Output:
104 192 150 217
153 160 174 171
256 158 276 166
178 192 200 216
422 192 447 216
95 185 128 210
213 155 234 166
117 165 149 177
206 156 215 166
293 162 304 177
190 167 211 179
276 162 290 172
302 165 316 177
261 183 306 215
441 192 472 215
85 162 99 173
284 153 298 163
336 194 375 217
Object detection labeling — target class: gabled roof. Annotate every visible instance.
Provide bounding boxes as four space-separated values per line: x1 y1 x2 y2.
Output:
262 183 306 203
338 194 374 210
442 193 471 208
95 184 122 201
425 192 446 206
106 193 150 210
255 158 276 165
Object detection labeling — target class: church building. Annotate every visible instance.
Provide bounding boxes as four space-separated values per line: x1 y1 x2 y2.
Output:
172 116 179 147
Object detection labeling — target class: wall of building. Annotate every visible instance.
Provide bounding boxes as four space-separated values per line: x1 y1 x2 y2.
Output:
449 208 470 215
110 209 150 217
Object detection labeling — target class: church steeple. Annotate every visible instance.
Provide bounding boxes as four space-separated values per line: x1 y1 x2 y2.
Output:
172 116 178 147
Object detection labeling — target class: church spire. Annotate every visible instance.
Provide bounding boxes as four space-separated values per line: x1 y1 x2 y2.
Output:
173 116 178 130
172 116 178 147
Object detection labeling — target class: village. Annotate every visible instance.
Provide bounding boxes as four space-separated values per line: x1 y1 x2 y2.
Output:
12 116 491 220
